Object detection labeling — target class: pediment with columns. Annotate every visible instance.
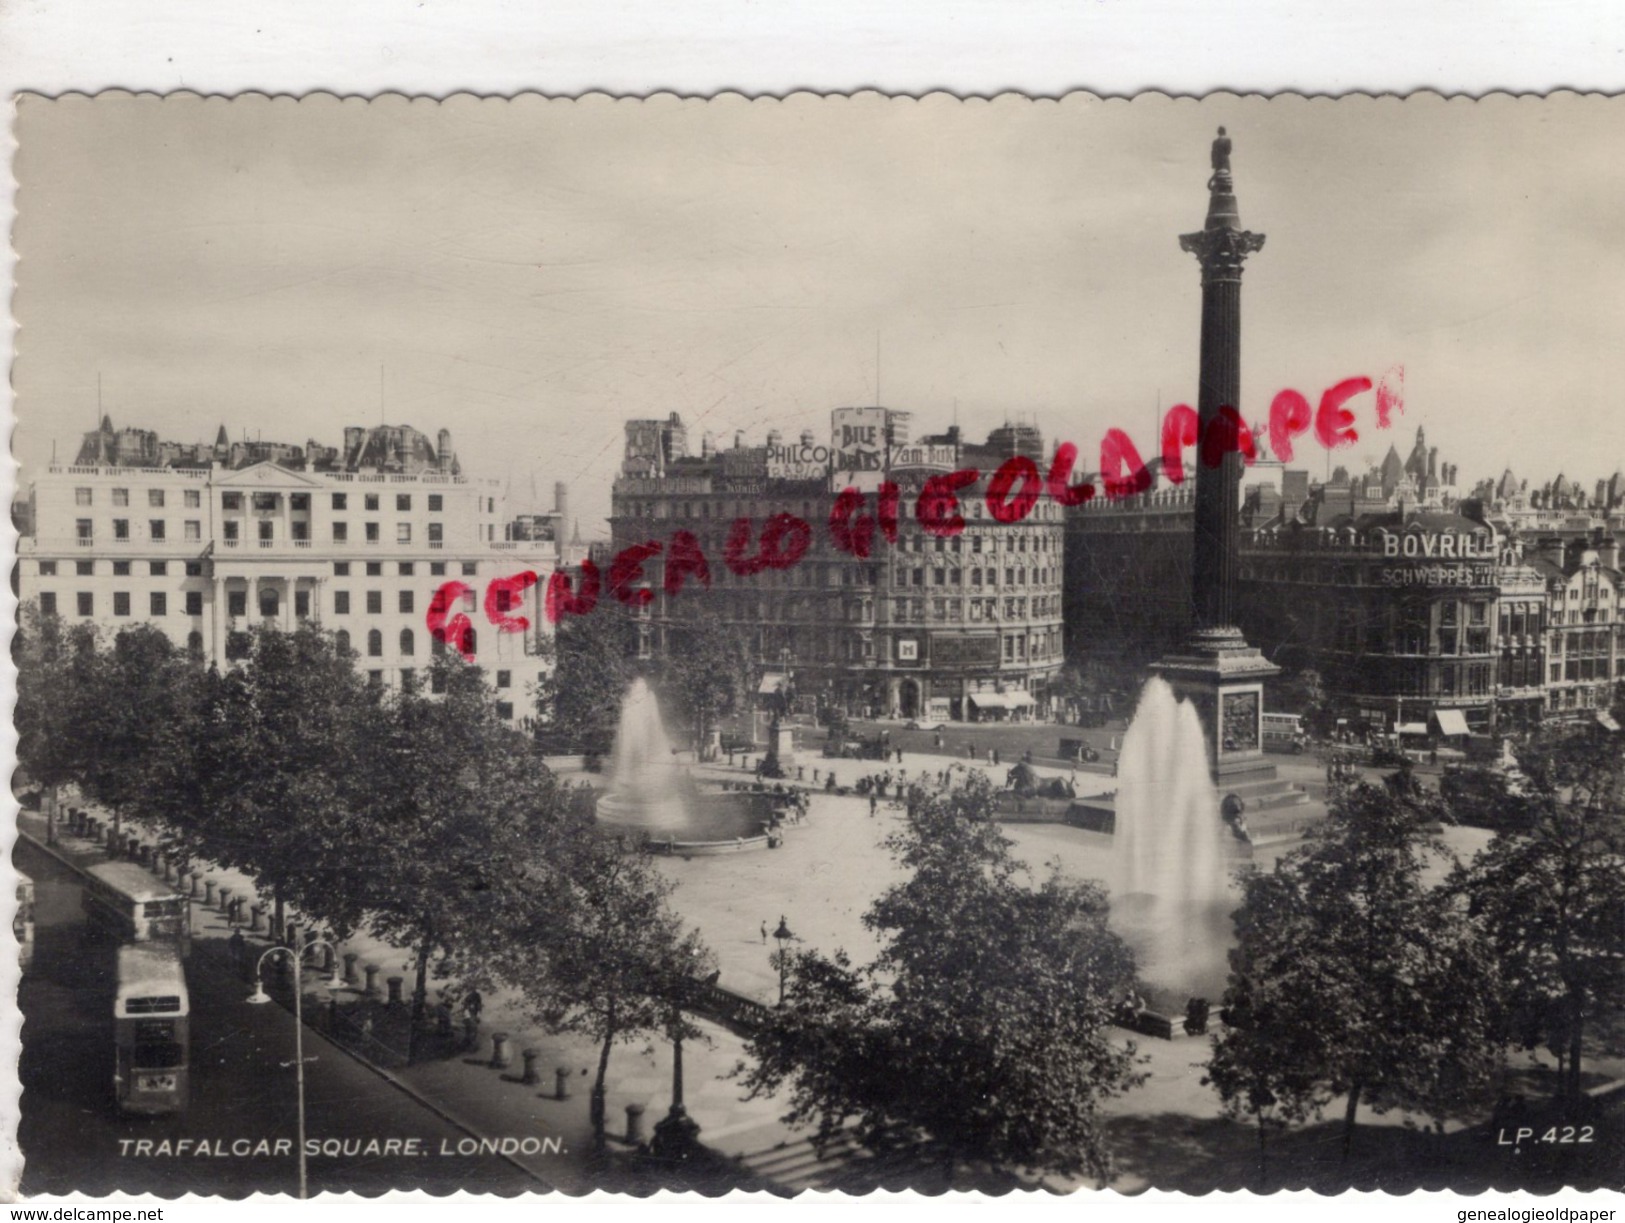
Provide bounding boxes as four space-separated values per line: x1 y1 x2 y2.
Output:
213 462 329 489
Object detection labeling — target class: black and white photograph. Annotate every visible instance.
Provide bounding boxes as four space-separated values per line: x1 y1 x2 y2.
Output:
7 87 1625 1202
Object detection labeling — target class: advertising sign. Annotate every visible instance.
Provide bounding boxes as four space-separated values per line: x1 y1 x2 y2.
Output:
831 407 890 474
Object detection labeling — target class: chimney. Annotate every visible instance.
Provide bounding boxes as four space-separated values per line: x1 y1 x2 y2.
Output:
438 428 454 472
734 430 745 450
1427 447 1438 479
344 426 364 456
553 481 569 522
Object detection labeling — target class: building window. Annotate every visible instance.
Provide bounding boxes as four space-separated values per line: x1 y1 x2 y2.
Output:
398 562 415 576
112 488 130 507
428 494 443 512
222 492 242 511
291 493 309 511
399 628 415 656
113 561 131 576
364 494 380 511
258 520 273 542
295 590 310 619
75 488 92 506
461 589 477 613
184 489 201 508
113 519 130 540
366 562 382 576
76 559 94 576
431 668 447 694
253 493 278 512
400 667 417 691
335 591 351 615
368 670 384 688
187 631 204 660
292 522 309 541
399 591 415 614
185 520 201 540
496 670 512 688
38 561 57 576
333 493 348 510
228 591 247 617
185 591 203 616
77 592 93 616
497 701 514 720
367 629 383 657
149 561 168 576
150 592 167 616
39 592 56 616
428 522 443 543
150 520 166 541
462 562 478 576
76 519 93 541
148 489 165 507
335 629 351 654
113 592 131 617
224 521 239 542
366 523 380 543
334 562 350 576
184 561 203 577
366 591 383 615
397 494 412 511
431 561 446 575
396 523 412 543
260 588 279 618
226 632 252 661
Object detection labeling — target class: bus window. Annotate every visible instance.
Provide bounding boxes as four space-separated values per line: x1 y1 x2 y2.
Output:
115 944 189 1115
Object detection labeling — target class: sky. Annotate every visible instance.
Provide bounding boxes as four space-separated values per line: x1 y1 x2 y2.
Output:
14 90 1625 536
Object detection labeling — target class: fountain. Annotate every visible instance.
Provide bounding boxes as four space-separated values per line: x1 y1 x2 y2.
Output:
1109 677 1241 1011
595 678 785 851
595 678 693 837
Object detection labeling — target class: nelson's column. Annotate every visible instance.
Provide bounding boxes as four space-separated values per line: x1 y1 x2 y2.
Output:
1151 128 1283 793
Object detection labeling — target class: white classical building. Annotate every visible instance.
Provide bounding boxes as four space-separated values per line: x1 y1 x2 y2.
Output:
17 419 576 721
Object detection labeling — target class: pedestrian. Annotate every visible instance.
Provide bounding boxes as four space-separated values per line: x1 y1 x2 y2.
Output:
897 747 904 764
761 920 769 944
993 748 1001 767
869 793 878 817
463 989 483 1026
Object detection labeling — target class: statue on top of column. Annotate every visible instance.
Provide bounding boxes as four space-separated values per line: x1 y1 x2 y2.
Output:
1210 126 1232 176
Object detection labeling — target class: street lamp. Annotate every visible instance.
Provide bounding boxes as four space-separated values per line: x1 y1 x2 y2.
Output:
245 938 345 1200
772 915 794 1006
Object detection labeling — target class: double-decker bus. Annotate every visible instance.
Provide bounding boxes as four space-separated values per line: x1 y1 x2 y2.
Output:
114 943 189 1115
81 862 191 956
15 872 35 972
1261 712 1308 754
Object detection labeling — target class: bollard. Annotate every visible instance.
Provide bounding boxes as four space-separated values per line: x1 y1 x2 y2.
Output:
203 880 216 907
218 887 233 914
190 874 202 899
625 1102 647 1145
521 1049 541 1086
554 1066 571 1101
320 943 335 974
488 1032 512 1070
386 976 404 1006
363 964 381 999
343 952 359 985
251 905 266 934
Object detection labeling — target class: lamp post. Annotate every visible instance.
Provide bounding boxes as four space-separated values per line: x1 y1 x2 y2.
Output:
772 915 794 1006
245 938 345 1200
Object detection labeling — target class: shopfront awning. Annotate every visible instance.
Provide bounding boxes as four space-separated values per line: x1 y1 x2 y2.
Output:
969 691 1036 710
757 673 787 695
1597 710 1622 732
1432 709 1471 738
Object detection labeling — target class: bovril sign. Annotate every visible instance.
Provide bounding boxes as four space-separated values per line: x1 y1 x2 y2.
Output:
1379 531 1496 560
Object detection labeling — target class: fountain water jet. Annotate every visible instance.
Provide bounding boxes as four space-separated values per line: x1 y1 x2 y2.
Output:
1110 676 1238 1009
595 678 693 836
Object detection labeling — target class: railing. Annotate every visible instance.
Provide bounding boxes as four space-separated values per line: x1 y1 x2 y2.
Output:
684 979 774 1038
76 537 94 547
294 539 312 548
429 541 443 549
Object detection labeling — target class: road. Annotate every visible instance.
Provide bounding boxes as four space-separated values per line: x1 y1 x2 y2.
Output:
16 838 552 1198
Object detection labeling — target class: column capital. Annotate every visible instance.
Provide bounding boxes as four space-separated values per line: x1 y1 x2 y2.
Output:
1180 228 1266 282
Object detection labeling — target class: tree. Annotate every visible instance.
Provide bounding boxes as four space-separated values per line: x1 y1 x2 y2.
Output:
497 827 712 1150
1457 726 1625 1103
1208 778 1499 1169
347 653 581 1055
738 774 1143 1186
150 624 378 937
535 602 636 756
656 613 753 754
13 609 103 841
